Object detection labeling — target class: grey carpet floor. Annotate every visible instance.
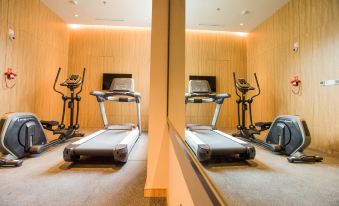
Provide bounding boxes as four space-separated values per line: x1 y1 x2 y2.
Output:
203 132 339 206
0 131 166 206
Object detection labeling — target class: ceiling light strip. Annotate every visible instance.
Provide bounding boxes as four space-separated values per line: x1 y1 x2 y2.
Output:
68 24 151 30
186 29 248 37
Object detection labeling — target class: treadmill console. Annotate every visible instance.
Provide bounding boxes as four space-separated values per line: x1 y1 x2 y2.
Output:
110 78 135 92
188 80 211 94
60 75 82 88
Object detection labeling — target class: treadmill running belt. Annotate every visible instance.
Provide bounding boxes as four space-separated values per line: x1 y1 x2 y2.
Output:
75 130 129 156
191 130 247 155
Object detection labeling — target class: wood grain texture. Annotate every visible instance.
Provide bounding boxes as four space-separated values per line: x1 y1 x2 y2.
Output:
0 0 10 113
185 30 247 129
0 0 69 124
168 0 185 137
67 27 151 131
144 188 167 198
145 0 170 194
247 0 339 154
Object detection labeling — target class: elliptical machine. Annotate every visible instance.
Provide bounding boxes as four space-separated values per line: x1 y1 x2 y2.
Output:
41 67 86 138
232 72 323 163
0 68 86 167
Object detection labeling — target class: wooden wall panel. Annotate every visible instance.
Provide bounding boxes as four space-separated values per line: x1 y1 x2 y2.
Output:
247 0 339 154
0 0 9 113
68 27 151 131
0 0 69 127
0 0 8 61
185 30 247 129
5 0 40 114
34 2 69 122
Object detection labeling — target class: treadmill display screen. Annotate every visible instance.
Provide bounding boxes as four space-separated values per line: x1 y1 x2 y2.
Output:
189 75 217 92
102 73 132 90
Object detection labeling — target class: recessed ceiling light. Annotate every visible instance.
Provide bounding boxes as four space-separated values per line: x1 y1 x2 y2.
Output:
69 0 79 5
241 10 250 15
74 14 79 18
240 23 244 26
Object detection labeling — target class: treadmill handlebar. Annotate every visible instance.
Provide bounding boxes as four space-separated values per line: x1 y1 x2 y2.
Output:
185 92 230 104
90 91 141 103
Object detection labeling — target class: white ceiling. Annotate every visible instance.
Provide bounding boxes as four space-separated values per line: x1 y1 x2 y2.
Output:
42 0 288 32
186 0 288 32
42 0 153 27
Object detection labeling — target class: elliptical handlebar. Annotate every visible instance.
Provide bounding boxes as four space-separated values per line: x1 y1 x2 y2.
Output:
251 73 261 100
53 67 64 96
76 68 86 96
233 72 241 98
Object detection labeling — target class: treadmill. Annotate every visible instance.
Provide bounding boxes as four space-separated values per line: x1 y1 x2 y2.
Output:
185 80 255 162
63 78 141 163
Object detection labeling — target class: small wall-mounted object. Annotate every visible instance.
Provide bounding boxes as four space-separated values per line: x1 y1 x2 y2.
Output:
320 79 339 86
291 75 301 87
4 68 17 80
4 68 17 88
293 41 299 52
291 75 302 95
8 29 15 40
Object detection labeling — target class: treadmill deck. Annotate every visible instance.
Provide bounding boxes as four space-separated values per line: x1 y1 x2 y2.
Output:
189 130 247 154
74 130 130 156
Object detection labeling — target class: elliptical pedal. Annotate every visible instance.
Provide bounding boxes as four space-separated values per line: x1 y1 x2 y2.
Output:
0 159 23 167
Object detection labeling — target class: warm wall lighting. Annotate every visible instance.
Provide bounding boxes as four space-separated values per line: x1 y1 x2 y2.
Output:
67 24 151 30
68 24 82 29
186 29 248 37
236 32 248 37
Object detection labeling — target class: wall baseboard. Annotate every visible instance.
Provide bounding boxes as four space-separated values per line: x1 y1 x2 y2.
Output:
144 188 167 198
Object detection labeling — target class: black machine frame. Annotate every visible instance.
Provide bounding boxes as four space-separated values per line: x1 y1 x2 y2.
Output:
232 72 271 139
41 67 86 139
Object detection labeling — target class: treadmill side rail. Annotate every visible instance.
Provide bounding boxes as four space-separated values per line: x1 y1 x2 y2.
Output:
186 130 212 161
71 130 106 145
62 130 106 162
215 130 256 160
114 129 139 162
113 144 128 162
63 144 79 162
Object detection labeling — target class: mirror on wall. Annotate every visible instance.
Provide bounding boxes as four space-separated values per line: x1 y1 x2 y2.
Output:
184 0 337 205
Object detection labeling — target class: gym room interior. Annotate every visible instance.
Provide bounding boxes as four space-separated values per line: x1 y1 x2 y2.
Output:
0 0 338 205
